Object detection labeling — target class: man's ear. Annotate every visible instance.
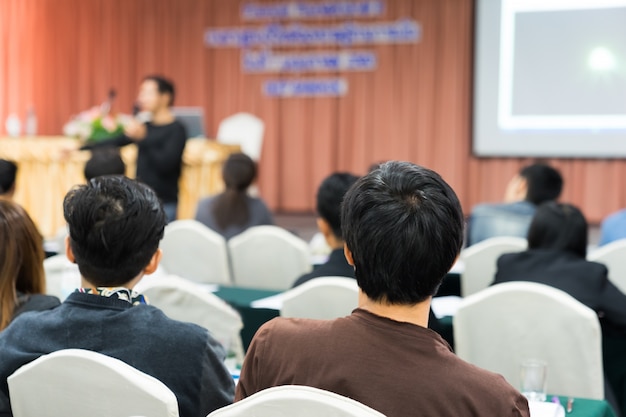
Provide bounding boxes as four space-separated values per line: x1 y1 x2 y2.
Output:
65 235 76 263
143 248 162 275
316 218 332 239
504 175 528 202
518 177 529 199
343 243 354 267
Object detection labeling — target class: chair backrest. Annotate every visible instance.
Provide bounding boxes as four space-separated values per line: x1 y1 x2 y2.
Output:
135 275 244 363
228 226 312 290
460 236 527 297
281 277 359 319
160 220 232 285
8 349 179 417
588 238 626 294
454 282 604 399
216 112 265 161
43 253 81 301
207 385 386 417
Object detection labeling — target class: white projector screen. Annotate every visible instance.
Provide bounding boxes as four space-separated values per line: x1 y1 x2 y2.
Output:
473 0 626 158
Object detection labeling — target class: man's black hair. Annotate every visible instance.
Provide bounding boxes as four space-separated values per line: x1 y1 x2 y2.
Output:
520 163 563 205
84 148 126 182
341 161 464 304
527 202 588 258
316 173 359 239
144 75 175 106
0 159 17 195
63 176 166 286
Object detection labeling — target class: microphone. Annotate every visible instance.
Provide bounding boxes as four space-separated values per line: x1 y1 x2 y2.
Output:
133 102 152 124
100 88 116 115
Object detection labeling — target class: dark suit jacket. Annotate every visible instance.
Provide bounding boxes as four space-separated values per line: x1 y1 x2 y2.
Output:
13 293 60 319
494 249 626 334
292 248 355 288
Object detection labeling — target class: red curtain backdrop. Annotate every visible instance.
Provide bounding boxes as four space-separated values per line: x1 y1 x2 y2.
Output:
1 0 624 222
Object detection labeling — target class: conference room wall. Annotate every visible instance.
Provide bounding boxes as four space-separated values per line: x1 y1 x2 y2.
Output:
0 0 622 223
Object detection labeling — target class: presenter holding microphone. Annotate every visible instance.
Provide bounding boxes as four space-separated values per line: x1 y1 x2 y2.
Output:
81 75 187 222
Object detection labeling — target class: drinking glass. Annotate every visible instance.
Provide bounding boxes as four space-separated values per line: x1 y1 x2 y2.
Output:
520 359 547 402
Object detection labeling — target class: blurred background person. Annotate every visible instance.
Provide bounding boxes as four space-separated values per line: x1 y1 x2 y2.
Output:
81 75 187 222
494 202 626 333
599 207 626 246
83 148 127 182
466 163 563 246
0 159 17 200
293 172 359 287
0 199 60 331
195 152 273 239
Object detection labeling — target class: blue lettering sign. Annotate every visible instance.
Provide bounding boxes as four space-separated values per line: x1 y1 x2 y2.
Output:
263 79 348 97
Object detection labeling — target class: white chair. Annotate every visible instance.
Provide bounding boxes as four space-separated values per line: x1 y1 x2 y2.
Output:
588 239 626 295
207 385 385 417
454 282 604 399
460 236 527 296
8 349 179 417
228 226 312 290
135 275 244 364
281 277 359 319
216 112 265 161
43 253 81 301
160 220 232 286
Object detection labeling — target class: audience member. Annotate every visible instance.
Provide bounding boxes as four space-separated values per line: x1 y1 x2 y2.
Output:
0 159 17 199
83 148 126 181
0 176 234 417
292 172 358 287
467 163 563 246
195 152 273 239
599 208 626 246
0 200 60 331
494 202 626 334
236 161 529 417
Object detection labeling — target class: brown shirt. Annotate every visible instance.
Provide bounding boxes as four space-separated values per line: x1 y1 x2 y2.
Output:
236 309 529 417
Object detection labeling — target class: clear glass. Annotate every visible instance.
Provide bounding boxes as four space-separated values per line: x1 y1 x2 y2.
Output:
520 359 548 402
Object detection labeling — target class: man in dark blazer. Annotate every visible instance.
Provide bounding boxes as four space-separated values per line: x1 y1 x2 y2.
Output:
493 202 626 334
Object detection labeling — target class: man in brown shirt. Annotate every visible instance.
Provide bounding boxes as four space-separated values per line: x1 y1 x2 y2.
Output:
236 161 530 417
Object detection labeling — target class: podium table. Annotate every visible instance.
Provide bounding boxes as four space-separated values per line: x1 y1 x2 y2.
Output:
0 136 239 238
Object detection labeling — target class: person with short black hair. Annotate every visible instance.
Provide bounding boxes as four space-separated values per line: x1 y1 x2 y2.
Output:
195 152 273 239
292 172 358 287
0 176 234 417
0 159 18 199
81 75 187 222
494 202 626 333
467 162 563 246
236 161 530 417
83 148 126 182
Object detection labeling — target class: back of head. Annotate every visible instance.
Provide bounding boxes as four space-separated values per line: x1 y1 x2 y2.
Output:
342 161 464 304
63 176 166 287
84 148 126 182
0 200 45 330
212 153 257 230
527 202 587 257
0 159 18 196
222 153 257 191
317 172 359 239
520 163 563 205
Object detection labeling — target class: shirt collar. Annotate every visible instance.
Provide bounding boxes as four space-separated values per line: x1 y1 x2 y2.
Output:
76 287 147 306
